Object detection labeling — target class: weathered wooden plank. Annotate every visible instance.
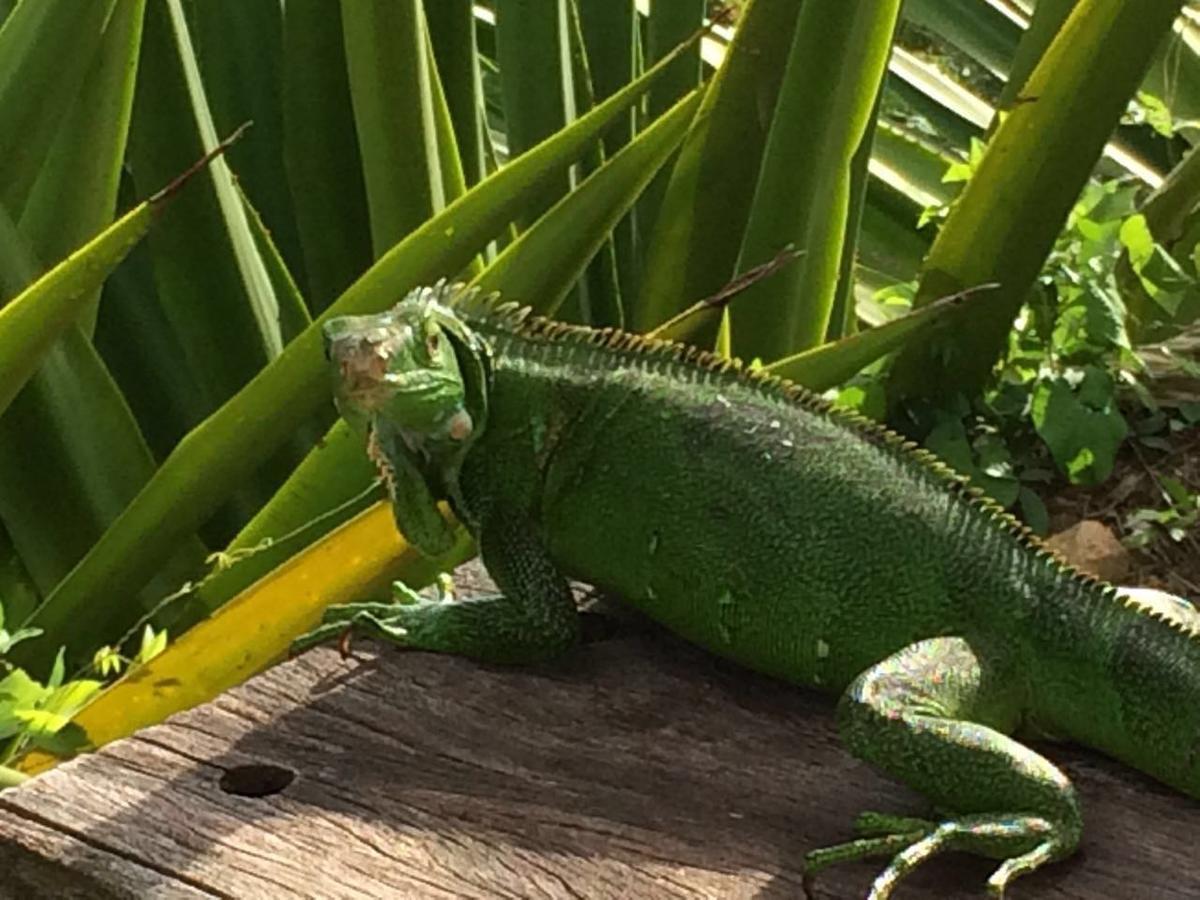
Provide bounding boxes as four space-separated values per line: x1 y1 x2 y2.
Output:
2 562 1199 898
0 813 212 898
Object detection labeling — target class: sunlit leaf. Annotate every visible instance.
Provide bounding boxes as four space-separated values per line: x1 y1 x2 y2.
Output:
888 0 1185 406
17 501 473 775
732 0 902 360
12 37 704 673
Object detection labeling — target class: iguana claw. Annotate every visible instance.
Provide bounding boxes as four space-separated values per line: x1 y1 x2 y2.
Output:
802 812 1064 900
292 577 456 657
291 601 414 656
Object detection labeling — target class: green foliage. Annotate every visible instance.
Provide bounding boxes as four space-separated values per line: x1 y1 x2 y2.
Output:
887 0 1187 406
837 162 1200 535
0 585 169 769
1125 471 1200 548
1 0 1198 771
0 604 95 765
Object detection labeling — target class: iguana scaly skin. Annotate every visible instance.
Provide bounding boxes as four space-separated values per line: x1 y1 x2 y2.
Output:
297 283 1200 898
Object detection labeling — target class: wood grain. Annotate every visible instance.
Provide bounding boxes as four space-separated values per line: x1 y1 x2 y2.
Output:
2 561 1198 898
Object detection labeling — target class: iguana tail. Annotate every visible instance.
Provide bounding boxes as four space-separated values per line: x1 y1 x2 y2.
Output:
1033 583 1200 800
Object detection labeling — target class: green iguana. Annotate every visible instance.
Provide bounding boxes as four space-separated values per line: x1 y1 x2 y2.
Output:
295 282 1200 898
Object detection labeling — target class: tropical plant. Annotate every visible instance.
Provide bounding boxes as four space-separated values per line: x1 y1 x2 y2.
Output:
1 0 1196 776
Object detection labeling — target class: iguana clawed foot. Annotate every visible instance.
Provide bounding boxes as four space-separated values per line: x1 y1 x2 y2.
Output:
802 810 1065 899
291 577 457 656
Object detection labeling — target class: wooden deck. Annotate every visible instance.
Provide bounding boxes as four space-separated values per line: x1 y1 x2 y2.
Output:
2 562 1198 898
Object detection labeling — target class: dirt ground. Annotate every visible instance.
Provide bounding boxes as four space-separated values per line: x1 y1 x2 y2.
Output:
1045 423 1200 601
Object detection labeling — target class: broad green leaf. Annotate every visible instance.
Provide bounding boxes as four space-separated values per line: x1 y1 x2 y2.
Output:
474 90 703 316
732 0 903 360
0 669 46 714
237 186 313 346
0 627 42 657
425 27 474 251
227 87 703 560
17 0 145 336
1031 369 1129 485
17 36 703 671
1000 0 1075 109
0 531 38 646
0 1 208 647
282 0 372 312
427 0 487 187
1018 487 1050 536
0 195 158 418
637 0 704 248
888 0 1186 406
187 0 308 294
0 668 47 740
106 0 299 539
342 0 444 257
565 0 622 328
827 74 887 342
134 625 167 665
645 0 705 118
765 286 988 390
494 0 575 156
227 423 377 556
923 419 1019 508
576 0 638 308
16 502 474 775
168 0 283 360
1121 146 1200 340
635 0 801 337
12 709 70 739
41 679 103 720
494 0 576 224
0 0 116 216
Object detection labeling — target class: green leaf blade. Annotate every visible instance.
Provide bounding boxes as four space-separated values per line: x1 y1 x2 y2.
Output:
732 0 903 362
17 36 701 670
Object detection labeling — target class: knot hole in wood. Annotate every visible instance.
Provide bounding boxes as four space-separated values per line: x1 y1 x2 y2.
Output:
218 763 296 798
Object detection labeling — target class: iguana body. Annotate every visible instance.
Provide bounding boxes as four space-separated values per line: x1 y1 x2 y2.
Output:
299 283 1200 898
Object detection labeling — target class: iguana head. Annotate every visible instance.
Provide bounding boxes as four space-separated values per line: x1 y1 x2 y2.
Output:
321 283 492 554
322 283 489 452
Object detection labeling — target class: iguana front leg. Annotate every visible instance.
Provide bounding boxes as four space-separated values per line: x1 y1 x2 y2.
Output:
295 516 581 665
806 636 1081 899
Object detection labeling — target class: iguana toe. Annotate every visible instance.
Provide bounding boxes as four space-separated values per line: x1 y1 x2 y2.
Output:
804 812 1065 900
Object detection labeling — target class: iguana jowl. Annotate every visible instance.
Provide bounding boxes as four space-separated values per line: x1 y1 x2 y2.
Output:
297 282 1200 898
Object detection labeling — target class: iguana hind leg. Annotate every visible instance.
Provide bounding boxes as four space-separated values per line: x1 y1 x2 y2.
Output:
295 516 580 665
805 636 1081 899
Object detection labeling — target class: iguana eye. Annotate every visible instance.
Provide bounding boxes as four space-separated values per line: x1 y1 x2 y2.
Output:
425 331 441 358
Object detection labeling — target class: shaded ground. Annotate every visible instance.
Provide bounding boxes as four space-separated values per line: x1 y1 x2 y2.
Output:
1046 422 1200 600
